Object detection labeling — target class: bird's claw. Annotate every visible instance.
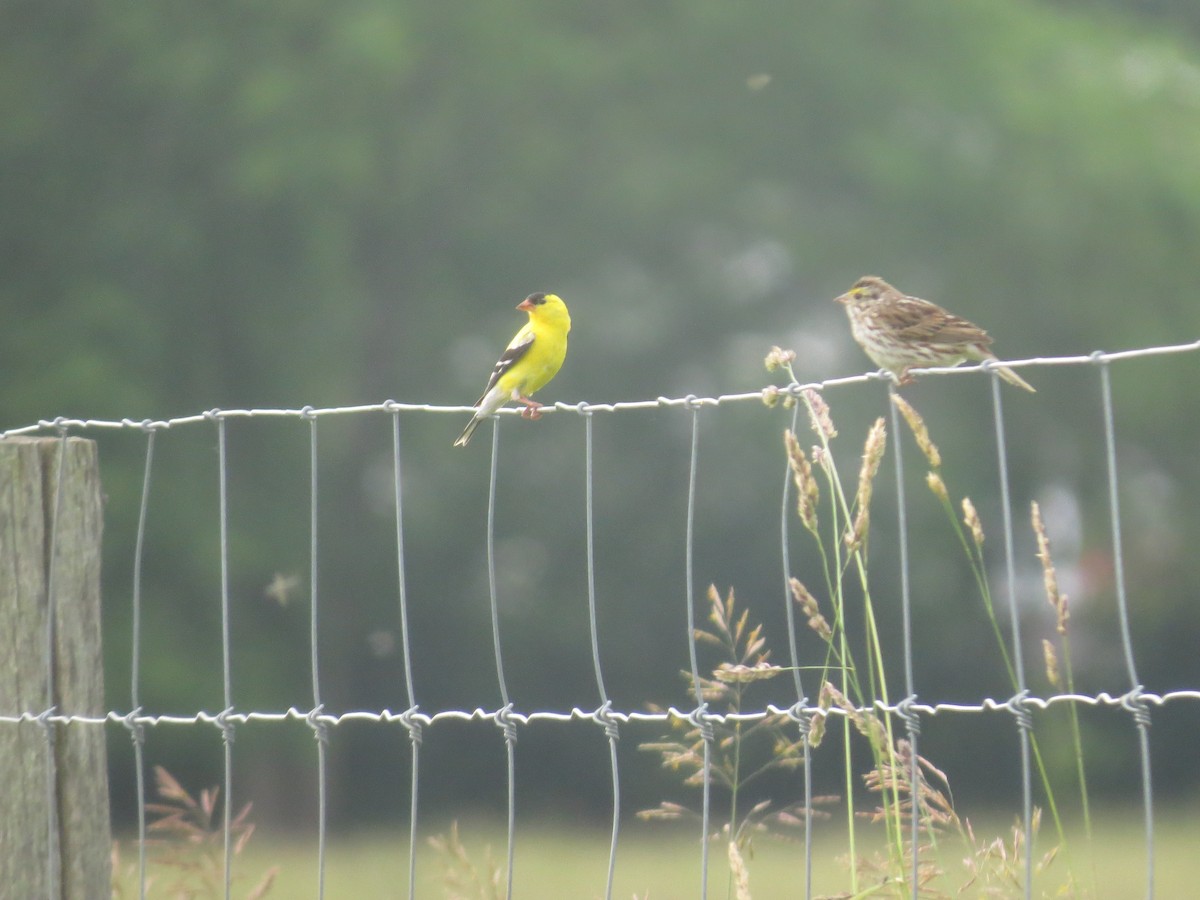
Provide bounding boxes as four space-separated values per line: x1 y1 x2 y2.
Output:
518 398 544 420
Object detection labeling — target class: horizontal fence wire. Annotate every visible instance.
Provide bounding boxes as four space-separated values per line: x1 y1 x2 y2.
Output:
4 341 1198 438
4 339 1199 900
4 691 1198 729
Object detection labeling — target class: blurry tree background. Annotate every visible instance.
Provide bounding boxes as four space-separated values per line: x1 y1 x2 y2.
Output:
3 0 1199 832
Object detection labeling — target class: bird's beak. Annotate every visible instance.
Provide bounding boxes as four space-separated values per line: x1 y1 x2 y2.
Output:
834 293 849 305
517 298 534 311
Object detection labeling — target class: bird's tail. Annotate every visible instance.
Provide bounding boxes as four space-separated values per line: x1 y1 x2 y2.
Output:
994 363 1036 393
453 416 482 447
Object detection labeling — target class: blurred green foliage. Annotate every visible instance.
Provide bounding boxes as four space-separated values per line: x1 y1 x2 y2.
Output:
4 0 1199 829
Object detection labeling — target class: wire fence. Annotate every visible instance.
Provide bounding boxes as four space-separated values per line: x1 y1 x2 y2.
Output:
4 339 1200 899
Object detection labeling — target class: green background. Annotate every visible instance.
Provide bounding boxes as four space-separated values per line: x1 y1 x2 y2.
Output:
4 0 1199 838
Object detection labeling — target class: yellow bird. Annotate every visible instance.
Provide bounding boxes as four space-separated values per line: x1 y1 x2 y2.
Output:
453 292 571 447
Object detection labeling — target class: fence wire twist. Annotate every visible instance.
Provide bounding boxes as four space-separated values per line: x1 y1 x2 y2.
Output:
5 339 1200 900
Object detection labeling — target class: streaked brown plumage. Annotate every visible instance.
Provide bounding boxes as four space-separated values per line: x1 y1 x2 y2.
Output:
835 276 1035 392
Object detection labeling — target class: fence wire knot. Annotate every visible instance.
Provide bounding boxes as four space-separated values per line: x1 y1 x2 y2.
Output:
1004 690 1034 732
896 695 922 737
299 405 317 421
1121 686 1153 729
785 699 814 740
592 702 620 742
306 704 330 745
872 368 897 384
123 708 146 745
399 706 424 747
496 703 519 744
687 704 715 743
215 706 237 745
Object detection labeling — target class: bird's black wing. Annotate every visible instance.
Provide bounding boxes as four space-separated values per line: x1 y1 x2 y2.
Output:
476 329 536 402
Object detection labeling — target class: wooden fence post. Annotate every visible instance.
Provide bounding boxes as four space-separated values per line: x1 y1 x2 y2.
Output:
0 436 110 899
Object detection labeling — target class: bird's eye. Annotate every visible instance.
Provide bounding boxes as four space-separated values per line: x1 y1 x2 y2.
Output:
851 289 863 299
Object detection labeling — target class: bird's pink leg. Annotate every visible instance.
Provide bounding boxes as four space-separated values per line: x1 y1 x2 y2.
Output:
517 397 544 420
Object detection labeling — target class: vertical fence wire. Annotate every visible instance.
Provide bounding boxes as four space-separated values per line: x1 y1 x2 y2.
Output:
681 401 712 899
390 407 422 900
486 419 518 899
215 414 235 900
988 374 1033 900
887 389 922 898
582 412 620 900
777 402 814 900
486 421 511 709
41 427 69 898
130 426 156 900
305 411 329 900
1097 359 1155 898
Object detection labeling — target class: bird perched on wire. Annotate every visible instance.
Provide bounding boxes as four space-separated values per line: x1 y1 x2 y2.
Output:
453 292 572 447
835 276 1035 392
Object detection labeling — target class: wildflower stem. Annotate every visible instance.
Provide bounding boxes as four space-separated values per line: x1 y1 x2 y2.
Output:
787 376 904 876
898 400 1076 885
1062 632 1092 839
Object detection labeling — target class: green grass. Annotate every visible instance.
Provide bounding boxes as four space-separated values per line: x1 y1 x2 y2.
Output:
114 810 1196 898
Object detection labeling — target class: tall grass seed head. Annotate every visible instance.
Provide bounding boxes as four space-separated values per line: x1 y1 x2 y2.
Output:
803 388 837 440
784 429 819 531
926 471 949 504
847 418 886 550
962 497 985 547
1031 501 1070 633
789 577 832 642
891 393 942 469
1042 638 1061 688
764 345 796 372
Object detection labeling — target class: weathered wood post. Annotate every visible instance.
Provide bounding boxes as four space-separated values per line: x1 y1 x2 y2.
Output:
0 436 110 898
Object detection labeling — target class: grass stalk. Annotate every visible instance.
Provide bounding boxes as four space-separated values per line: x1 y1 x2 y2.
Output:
893 395 1081 886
